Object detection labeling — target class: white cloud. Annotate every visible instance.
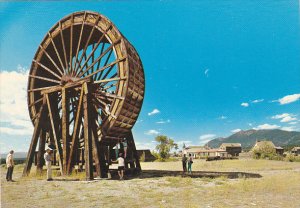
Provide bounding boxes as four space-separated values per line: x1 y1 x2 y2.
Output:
176 140 192 147
281 126 297 132
272 113 297 123
156 119 170 124
204 69 209 77
144 129 160 135
135 142 156 150
272 113 290 119
218 115 227 120
199 134 216 145
289 121 298 125
231 129 242 133
148 109 160 116
241 102 249 107
280 116 297 123
0 69 33 136
278 93 300 105
254 123 280 130
251 99 264 103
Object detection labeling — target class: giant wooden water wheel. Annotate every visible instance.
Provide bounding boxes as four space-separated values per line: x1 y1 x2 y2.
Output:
23 11 145 180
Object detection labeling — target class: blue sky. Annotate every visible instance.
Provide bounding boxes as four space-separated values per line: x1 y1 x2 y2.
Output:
0 1 300 152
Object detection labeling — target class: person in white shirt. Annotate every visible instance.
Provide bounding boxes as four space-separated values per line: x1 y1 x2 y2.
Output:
44 148 53 181
117 153 125 180
6 150 14 182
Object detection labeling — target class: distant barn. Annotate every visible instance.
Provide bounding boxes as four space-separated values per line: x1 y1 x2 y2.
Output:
291 147 300 156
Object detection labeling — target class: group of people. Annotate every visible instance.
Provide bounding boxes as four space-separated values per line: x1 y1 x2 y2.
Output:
182 153 193 174
5 148 54 182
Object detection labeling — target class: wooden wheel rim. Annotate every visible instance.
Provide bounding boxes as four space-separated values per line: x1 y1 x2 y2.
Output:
27 11 145 139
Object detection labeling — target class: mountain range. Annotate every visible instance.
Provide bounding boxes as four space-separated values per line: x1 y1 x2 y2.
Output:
206 129 300 149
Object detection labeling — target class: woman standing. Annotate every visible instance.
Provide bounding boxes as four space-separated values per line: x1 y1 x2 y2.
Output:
187 153 193 174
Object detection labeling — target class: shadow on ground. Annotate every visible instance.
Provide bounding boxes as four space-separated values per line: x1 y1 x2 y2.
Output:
109 169 262 180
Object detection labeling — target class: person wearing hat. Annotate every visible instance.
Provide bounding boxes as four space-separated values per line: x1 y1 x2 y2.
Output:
6 150 14 182
44 148 53 181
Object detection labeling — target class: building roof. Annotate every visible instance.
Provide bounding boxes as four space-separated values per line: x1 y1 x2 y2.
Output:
185 148 226 153
291 147 300 151
220 143 241 148
252 141 275 150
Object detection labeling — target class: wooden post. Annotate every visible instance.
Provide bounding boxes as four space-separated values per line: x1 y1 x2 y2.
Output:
23 96 47 176
62 87 70 174
83 82 93 180
126 131 141 172
36 129 46 174
67 87 84 174
46 93 64 174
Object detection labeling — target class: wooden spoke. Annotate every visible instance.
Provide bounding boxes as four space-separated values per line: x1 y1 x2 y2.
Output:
73 15 101 74
93 76 126 84
99 64 115 81
69 14 74 75
59 21 68 73
33 60 61 80
28 97 43 107
29 75 61 84
96 47 113 81
78 57 125 82
73 12 86 75
28 86 58 93
39 45 64 76
48 32 65 73
75 24 113 77
77 38 121 78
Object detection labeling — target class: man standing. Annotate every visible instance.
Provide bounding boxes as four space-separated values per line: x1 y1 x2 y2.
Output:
6 150 14 181
44 148 53 181
182 154 187 173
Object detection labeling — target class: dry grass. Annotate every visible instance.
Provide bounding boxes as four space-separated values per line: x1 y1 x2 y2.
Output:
1 158 300 208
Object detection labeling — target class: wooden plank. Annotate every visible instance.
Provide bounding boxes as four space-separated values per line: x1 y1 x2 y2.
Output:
36 129 46 175
67 86 84 174
61 87 70 174
46 93 64 174
83 82 94 180
23 96 47 176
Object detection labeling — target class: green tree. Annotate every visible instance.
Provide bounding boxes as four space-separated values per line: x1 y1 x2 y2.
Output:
155 135 178 160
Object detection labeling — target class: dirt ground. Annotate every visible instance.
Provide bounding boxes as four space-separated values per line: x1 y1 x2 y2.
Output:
1 158 300 208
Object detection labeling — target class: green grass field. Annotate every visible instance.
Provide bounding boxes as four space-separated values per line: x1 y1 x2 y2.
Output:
1 158 300 208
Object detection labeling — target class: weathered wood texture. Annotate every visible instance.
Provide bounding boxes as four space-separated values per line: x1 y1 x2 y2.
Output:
24 11 144 179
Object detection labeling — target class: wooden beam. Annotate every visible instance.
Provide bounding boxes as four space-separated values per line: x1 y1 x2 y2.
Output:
126 131 141 171
67 87 84 174
46 93 64 174
23 96 47 176
36 129 46 175
61 87 70 174
83 82 94 180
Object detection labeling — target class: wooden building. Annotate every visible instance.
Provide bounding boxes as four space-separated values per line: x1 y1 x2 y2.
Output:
291 147 300 156
219 143 242 156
